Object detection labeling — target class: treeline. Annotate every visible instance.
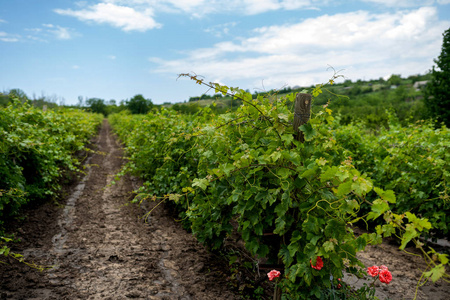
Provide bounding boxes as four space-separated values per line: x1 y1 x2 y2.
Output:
174 73 432 128
311 73 431 128
1 90 154 117
81 94 153 116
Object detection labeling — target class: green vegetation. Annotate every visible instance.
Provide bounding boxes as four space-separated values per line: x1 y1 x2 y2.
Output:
109 74 449 299
0 97 103 233
424 27 450 127
126 94 153 115
335 119 449 237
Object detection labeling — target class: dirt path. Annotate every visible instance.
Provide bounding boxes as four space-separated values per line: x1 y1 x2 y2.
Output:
1 120 239 299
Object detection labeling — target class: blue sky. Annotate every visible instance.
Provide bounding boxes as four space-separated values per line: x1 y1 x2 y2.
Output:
1 1 449 105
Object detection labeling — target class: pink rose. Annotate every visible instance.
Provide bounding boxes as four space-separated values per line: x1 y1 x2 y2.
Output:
267 269 281 281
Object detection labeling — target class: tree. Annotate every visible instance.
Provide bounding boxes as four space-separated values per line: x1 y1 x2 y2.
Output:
9 89 28 101
86 98 107 116
387 74 402 86
424 27 450 127
126 94 153 114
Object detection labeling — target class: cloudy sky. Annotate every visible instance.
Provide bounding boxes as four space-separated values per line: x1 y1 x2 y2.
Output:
1 1 449 105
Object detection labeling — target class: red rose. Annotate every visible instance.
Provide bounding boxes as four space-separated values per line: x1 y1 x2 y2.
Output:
310 256 323 270
379 269 392 284
367 266 380 277
267 269 281 281
379 265 388 271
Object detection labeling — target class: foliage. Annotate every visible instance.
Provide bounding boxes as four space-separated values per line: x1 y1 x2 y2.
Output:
86 98 108 116
110 74 449 299
334 119 450 237
424 27 450 127
126 94 153 115
0 98 103 231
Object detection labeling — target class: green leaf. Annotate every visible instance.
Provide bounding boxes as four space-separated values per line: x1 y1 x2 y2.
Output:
270 151 282 163
329 252 342 268
277 167 291 179
221 163 235 176
424 264 446 282
168 194 182 203
325 219 346 240
301 166 318 179
374 187 396 204
304 243 317 259
367 199 389 220
302 215 322 234
336 181 352 196
281 134 294 145
273 217 286 234
280 245 294 266
355 236 367 251
299 123 316 141
323 241 335 253
291 230 302 243
192 178 209 190
351 177 373 196
399 224 417 250
405 212 432 232
288 264 300 283
320 166 338 182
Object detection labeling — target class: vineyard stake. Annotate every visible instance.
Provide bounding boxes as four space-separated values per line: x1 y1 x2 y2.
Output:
293 93 312 142
272 93 312 300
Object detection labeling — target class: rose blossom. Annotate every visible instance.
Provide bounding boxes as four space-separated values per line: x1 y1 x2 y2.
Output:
379 269 393 284
310 256 323 270
267 269 281 281
367 266 380 277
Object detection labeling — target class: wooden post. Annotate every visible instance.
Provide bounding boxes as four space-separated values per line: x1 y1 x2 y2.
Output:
272 93 312 300
293 93 312 143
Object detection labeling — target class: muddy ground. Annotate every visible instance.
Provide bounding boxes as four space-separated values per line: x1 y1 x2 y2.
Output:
1 120 449 300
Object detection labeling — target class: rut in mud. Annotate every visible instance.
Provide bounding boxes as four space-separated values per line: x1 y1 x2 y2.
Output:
0 120 239 300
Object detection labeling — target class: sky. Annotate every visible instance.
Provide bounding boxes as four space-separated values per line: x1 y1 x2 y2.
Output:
0 1 449 105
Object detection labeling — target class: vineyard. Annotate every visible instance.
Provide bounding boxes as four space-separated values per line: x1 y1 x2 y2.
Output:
0 76 449 299
107 75 450 299
0 99 103 232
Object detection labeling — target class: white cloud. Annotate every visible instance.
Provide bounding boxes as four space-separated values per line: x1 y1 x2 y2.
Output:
54 3 162 32
108 55 117 60
362 0 434 7
24 24 78 41
82 0 325 19
75 1 88 7
26 28 43 33
72 65 80 69
0 31 20 42
149 7 449 89
204 22 238 38
47 25 73 40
